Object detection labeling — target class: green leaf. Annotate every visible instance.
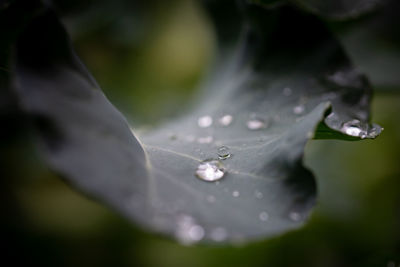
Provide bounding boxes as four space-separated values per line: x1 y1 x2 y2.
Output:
12 4 380 244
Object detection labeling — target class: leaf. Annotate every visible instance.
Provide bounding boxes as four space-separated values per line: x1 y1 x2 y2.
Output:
11 3 380 244
329 0 400 90
291 0 384 20
247 0 385 20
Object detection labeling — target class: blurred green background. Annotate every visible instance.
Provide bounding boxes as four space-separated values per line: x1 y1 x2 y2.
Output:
2 0 400 266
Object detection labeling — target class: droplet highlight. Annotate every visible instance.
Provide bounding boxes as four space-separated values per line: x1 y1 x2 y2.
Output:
195 160 225 182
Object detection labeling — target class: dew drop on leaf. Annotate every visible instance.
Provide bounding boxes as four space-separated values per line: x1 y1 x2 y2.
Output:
195 160 225 182
247 118 267 130
198 116 213 128
217 146 231 160
341 119 365 137
259 211 269 221
293 105 305 115
218 114 233 126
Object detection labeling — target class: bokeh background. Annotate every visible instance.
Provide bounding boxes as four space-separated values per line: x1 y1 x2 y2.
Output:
2 0 400 266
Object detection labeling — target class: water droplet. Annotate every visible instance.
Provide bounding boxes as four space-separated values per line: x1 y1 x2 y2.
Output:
293 105 305 115
288 211 302 222
247 119 267 130
198 116 213 128
259 211 269 221
341 119 365 137
283 87 292 96
211 227 228 242
195 160 225 182
232 190 240 197
197 136 213 144
306 131 313 138
175 215 204 244
255 190 263 199
206 195 216 203
217 146 231 160
219 115 233 126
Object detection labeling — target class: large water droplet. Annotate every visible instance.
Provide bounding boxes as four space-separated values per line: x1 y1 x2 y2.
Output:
247 118 267 130
195 160 225 182
259 211 269 221
341 119 365 137
217 146 231 160
219 115 233 126
198 116 213 128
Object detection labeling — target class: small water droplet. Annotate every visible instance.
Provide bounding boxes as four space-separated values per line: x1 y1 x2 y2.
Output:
232 190 240 197
289 211 302 222
247 118 267 130
198 116 213 128
217 146 231 160
219 115 233 126
211 227 228 242
255 190 263 199
195 160 225 182
259 211 269 221
283 87 292 96
197 136 213 144
206 195 216 203
306 131 313 138
293 105 305 115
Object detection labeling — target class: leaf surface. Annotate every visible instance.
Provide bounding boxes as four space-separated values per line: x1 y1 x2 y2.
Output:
11 3 381 244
